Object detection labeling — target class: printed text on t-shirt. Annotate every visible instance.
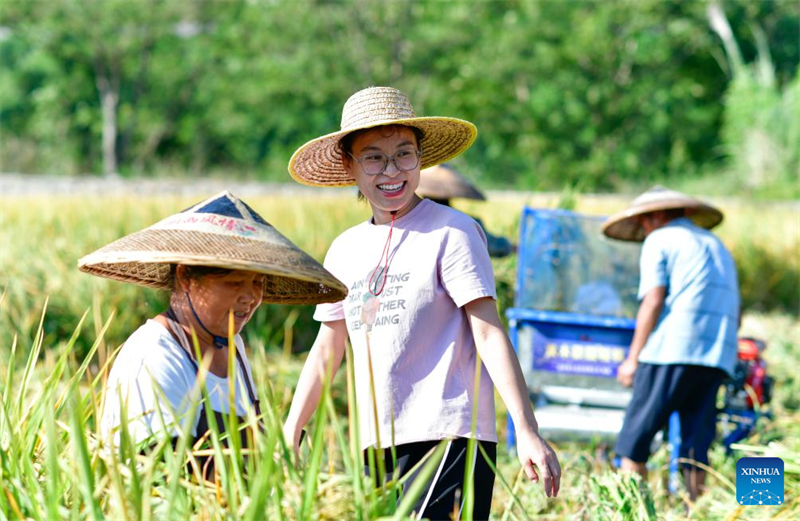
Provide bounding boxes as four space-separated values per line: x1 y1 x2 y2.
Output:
346 271 411 331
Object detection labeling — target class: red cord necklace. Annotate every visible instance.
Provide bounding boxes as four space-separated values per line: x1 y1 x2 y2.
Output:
368 211 396 296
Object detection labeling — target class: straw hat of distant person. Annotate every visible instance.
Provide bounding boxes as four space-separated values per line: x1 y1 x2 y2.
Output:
289 86 477 187
602 186 724 242
416 164 486 202
78 191 348 304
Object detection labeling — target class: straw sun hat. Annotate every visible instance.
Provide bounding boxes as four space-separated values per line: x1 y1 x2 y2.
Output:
289 86 478 187
417 164 486 201
78 191 348 305
602 186 724 242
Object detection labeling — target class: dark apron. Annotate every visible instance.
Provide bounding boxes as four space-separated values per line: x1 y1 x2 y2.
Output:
164 316 261 481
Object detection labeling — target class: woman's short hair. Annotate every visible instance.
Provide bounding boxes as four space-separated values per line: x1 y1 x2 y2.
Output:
338 124 425 156
169 264 233 290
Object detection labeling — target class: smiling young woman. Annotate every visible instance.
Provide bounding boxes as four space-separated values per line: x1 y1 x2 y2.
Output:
341 125 423 224
285 86 561 520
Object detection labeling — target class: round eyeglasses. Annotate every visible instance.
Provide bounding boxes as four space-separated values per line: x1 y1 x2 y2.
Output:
348 148 422 176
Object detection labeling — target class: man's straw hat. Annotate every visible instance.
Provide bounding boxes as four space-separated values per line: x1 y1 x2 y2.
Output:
417 164 486 201
78 191 348 304
602 186 724 242
289 86 477 187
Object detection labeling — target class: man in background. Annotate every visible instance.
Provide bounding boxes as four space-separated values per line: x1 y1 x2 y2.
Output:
602 186 740 501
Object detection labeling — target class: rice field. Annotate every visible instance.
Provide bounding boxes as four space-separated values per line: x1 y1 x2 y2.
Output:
1 191 798 520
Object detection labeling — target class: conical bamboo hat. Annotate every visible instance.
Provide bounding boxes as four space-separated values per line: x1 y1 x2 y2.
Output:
602 186 723 242
417 164 486 201
78 191 348 304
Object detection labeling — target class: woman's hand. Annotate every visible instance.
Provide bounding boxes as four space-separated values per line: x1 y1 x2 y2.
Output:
283 421 302 456
464 298 562 497
516 426 561 497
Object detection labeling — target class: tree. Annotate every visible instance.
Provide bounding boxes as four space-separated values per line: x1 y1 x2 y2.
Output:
1 0 796 192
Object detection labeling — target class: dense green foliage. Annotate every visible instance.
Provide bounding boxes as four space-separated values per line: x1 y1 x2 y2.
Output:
1 0 797 194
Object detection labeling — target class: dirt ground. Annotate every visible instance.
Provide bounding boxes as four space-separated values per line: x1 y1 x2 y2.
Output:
0 172 350 198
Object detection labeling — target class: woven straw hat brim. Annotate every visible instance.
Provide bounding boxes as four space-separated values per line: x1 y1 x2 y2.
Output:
78 228 348 305
417 164 486 201
289 116 477 187
602 199 724 242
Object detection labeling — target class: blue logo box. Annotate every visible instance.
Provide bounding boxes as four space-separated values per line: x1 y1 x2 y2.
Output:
737 457 784 506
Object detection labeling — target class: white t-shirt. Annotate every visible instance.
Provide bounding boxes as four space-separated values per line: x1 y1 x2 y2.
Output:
314 199 498 450
100 319 255 445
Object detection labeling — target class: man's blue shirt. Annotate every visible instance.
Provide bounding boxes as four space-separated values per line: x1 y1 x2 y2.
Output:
637 218 739 375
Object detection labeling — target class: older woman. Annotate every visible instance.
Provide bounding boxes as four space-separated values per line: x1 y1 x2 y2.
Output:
78 191 346 466
284 87 560 520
